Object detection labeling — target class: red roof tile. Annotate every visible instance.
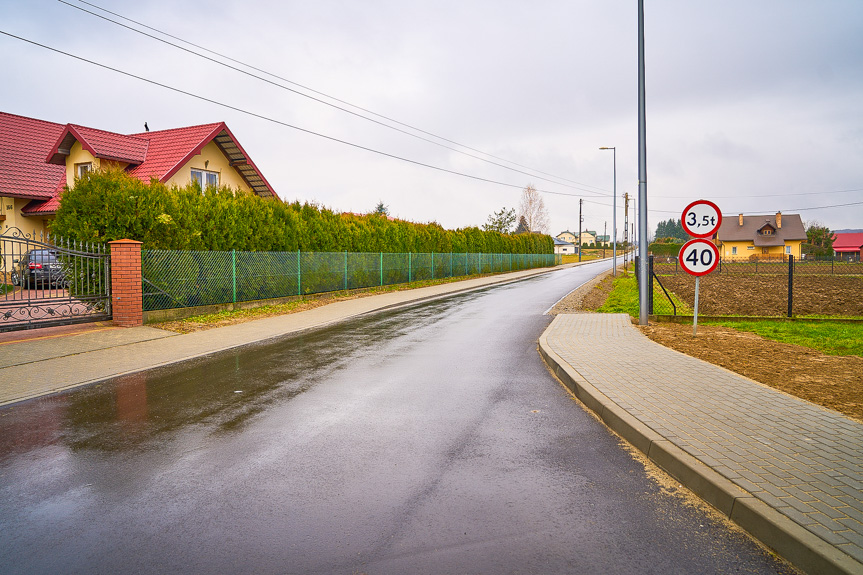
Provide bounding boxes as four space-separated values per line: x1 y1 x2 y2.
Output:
0 112 66 200
832 232 863 252
46 124 149 165
127 123 223 183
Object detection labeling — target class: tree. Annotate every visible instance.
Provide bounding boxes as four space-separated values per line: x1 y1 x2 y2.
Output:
654 218 687 242
514 215 530 234
804 221 833 256
373 201 389 217
482 207 516 233
517 184 549 234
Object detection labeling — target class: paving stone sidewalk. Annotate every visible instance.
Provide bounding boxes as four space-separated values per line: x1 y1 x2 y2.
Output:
540 313 863 575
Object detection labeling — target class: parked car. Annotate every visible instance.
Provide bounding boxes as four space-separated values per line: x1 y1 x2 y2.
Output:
10 249 68 288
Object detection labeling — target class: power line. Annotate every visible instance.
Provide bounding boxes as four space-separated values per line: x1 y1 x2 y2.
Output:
59 0 611 197
654 188 863 199
0 29 590 201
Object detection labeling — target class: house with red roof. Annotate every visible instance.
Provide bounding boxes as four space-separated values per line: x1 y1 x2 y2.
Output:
832 232 863 261
0 111 277 239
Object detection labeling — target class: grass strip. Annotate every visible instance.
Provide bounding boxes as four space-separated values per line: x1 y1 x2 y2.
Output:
705 319 863 357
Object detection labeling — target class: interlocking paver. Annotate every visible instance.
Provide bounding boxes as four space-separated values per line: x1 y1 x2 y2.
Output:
542 313 863 574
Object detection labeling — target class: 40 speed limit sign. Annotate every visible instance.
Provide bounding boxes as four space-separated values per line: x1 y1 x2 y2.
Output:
678 238 719 277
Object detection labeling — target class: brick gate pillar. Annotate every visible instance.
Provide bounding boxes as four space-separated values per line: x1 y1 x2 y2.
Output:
109 239 143 327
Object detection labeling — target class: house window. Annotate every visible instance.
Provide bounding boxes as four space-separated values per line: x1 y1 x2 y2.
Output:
786 246 791 254
731 246 737 255
762 228 772 235
762 248 769 254
191 168 219 189
75 162 92 178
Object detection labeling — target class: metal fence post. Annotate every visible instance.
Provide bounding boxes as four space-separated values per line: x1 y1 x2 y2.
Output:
232 249 237 303
344 250 348 290
788 254 794 318
409 252 412 283
297 249 301 296
380 252 383 286
649 255 654 314
431 252 435 280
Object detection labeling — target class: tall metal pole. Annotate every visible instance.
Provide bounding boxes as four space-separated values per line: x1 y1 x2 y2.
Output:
600 147 617 275
637 0 649 325
578 198 583 262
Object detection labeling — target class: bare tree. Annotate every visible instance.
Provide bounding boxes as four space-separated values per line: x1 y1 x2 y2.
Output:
517 184 549 234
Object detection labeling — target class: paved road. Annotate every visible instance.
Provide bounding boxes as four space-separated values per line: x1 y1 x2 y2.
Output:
0 262 795 574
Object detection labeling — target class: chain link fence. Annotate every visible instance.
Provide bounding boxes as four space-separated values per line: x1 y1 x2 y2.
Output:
645 255 863 318
142 250 560 312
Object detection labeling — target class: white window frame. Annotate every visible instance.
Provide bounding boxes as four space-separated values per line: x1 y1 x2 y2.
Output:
191 168 219 189
785 245 791 254
731 246 737 255
75 162 92 178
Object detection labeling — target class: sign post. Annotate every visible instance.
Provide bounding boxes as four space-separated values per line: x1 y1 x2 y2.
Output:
679 200 722 335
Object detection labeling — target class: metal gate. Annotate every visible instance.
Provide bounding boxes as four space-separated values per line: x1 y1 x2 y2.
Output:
1 227 111 332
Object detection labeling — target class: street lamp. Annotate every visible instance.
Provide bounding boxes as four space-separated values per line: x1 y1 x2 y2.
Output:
599 146 617 276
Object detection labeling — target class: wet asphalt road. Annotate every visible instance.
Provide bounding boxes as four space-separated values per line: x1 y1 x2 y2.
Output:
0 262 796 574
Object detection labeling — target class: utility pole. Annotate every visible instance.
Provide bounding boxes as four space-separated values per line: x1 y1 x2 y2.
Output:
578 198 583 262
623 192 630 271
637 0 649 325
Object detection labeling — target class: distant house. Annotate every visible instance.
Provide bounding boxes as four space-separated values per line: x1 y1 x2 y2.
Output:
555 230 575 243
832 232 863 261
715 212 806 261
0 111 276 239
553 236 577 255
580 231 597 246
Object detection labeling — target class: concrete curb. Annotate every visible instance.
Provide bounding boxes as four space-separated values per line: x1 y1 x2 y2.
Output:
538 319 863 575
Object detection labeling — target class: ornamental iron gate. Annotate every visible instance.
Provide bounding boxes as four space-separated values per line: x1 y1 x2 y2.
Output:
0 228 111 332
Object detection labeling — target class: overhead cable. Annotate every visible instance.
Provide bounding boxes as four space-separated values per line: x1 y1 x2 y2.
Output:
0 29 589 200
59 0 610 196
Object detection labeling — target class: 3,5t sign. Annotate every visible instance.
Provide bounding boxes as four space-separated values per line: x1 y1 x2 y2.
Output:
681 200 722 238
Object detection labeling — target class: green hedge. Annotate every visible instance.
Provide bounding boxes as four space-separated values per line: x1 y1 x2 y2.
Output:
649 242 685 257
51 170 552 255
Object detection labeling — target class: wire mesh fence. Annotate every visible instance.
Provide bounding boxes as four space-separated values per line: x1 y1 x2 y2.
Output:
646 255 863 318
142 250 560 312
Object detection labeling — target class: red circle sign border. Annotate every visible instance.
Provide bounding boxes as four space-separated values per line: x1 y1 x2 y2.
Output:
678 238 720 277
681 199 722 238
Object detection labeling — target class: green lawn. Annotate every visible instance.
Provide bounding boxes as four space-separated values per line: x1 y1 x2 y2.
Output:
703 320 863 357
597 274 863 357
0 284 13 296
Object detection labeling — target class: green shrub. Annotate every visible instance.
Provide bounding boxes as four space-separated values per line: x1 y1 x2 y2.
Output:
52 170 553 255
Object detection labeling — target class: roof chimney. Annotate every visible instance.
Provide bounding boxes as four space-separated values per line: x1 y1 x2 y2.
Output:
776 211 782 229
738 213 744 226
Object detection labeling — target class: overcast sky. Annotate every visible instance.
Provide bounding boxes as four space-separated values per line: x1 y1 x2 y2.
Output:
3 0 862 239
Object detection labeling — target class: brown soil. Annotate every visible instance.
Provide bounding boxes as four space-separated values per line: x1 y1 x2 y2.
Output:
550 273 863 422
656 274 863 317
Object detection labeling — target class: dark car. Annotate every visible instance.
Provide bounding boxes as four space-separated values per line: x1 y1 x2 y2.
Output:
10 249 68 288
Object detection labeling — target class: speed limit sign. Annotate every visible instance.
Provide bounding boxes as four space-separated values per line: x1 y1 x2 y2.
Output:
682 200 722 238
678 238 720 277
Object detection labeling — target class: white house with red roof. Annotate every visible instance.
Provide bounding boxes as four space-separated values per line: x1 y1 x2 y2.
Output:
0 111 277 238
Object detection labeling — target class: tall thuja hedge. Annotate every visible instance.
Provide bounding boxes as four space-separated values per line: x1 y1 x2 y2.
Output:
52 170 553 254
